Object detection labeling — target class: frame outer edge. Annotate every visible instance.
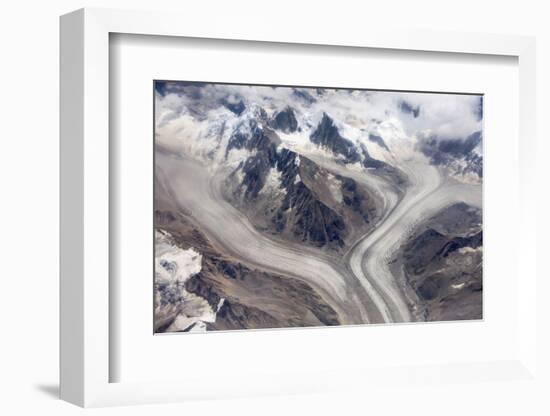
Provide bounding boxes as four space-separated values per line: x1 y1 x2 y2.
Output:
82 8 111 407
58 6 538 407
517 38 537 376
59 8 85 407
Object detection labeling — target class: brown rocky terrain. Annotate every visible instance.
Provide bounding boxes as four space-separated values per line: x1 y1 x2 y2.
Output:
391 202 482 321
155 208 340 332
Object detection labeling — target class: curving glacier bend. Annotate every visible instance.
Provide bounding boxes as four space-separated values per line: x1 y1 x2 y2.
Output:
156 154 372 325
154 82 483 332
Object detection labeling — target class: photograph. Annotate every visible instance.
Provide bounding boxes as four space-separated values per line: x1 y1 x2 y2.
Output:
3 0 545 412
153 81 483 333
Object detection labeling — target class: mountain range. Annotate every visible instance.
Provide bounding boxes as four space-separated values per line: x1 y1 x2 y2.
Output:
154 83 483 331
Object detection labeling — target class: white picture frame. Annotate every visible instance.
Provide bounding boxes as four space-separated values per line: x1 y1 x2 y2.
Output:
60 7 538 407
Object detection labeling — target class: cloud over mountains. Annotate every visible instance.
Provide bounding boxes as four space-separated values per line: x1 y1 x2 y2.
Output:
155 81 483 143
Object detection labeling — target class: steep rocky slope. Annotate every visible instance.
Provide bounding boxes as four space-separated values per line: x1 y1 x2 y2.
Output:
391 203 482 321
155 207 340 332
223 108 381 251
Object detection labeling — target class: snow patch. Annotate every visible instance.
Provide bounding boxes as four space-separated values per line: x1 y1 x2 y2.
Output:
260 167 285 195
226 147 254 166
155 229 221 333
326 173 343 203
458 246 482 255
156 230 202 284
189 321 208 332
444 158 483 185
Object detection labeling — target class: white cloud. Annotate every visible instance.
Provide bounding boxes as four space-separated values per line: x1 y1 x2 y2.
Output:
156 82 482 147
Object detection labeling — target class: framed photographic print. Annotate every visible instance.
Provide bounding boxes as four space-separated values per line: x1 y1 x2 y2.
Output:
153 80 483 333
60 7 538 407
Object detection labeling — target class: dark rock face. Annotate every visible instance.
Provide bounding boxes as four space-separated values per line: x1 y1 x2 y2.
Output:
360 145 407 186
368 133 389 151
184 271 222 309
297 157 379 242
310 113 361 163
225 130 248 154
424 202 481 235
437 131 481 158
403 228 448 275
465 151 483 177
270 107 298 133
397 203 482 321
224 109 387 251
404 229 482 275
222 98 246 115
211 257 245 279
226 107 273 153
226 118 282 198
292 88 316 104
225 111 352 251
278 181 346 247
240 151 274 199
271 151 349 248
212 300 281 330
340 177 371 222
221 104 384 253
419 131 483 177
276 148 301 189
361 146 386 169
399 100 421 118
436 231 482 258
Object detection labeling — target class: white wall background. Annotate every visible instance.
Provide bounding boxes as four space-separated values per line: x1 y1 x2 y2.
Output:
0 0 547 414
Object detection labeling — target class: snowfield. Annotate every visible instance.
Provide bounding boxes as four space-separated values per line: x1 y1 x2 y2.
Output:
155 230 219 332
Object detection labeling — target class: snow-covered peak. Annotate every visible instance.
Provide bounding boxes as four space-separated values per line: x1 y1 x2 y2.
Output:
155 230 202 284
240 101 268 122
